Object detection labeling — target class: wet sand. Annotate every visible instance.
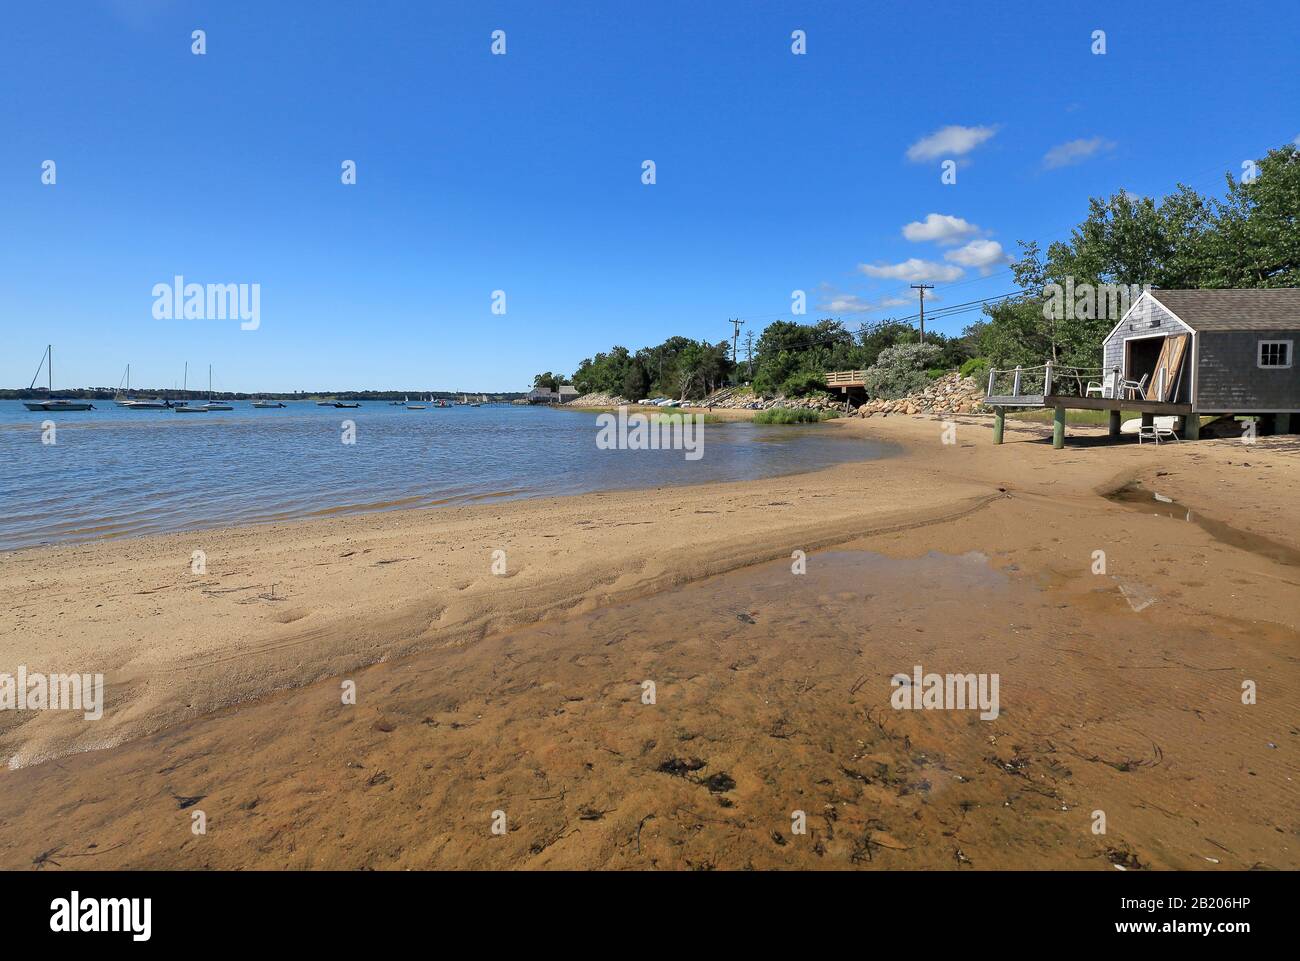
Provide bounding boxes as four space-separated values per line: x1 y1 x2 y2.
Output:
1 413 1297 869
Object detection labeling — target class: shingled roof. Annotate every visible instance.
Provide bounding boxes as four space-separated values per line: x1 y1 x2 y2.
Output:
1150 288 1300 331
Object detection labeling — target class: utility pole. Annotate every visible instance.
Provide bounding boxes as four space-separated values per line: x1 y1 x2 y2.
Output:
729 317 746 364
910 284 934 343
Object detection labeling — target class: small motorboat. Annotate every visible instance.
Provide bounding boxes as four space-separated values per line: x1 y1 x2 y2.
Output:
120 398 170 409
252 399 286 408
333 402 360 408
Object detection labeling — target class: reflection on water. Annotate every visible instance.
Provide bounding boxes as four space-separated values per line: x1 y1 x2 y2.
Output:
0 402 892 550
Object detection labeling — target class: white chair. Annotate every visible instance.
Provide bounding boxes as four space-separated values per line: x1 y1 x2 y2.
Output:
1119 373 1148 400
1138 423 1180 444
1086 370 1117 398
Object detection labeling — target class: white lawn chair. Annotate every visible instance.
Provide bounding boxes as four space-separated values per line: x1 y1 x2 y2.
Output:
1138 421 1180 444
1119 373 1148 400
1086 370 1117 398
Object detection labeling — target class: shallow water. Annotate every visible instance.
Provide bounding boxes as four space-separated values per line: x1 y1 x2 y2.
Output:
1106 482 1300 566
4 546 1291 869
0 401 891 551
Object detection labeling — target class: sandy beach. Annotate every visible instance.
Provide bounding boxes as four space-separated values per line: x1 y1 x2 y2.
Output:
1 412 1296 870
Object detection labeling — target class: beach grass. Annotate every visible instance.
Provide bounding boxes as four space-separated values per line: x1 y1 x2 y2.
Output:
754 407 839 424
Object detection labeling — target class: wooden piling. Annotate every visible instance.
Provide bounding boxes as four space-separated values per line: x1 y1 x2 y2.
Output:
993 407 1005 445
1052 406 1065 449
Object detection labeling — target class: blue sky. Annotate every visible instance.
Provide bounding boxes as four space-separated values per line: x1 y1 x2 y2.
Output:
2 0 1296 392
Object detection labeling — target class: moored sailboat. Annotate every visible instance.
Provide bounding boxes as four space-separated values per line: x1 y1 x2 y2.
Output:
195 366 233 411
22 346 94 411
116 364 171 408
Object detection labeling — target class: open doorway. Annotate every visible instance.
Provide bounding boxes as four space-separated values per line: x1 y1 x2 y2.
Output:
1125 335 1166 397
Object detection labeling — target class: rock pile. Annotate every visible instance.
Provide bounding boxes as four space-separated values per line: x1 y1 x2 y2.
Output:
565 391 628 408
697 386 843 411
856 373 989 417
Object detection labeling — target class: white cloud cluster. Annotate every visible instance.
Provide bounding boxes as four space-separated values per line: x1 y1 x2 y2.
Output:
906 125 998 162
902 213 979 244
858 258 964 283
943 238 1008 274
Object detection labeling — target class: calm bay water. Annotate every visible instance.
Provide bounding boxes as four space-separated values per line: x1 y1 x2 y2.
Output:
0 401 891 551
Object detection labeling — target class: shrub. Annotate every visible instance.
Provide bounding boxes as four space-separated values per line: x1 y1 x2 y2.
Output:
960 357 991 380
780 369 828 397
862 343 944 399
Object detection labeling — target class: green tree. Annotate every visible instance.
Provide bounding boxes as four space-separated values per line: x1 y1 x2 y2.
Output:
967 141 1300 369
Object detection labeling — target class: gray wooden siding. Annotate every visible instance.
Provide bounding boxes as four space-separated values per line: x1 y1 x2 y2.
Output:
1196 330 1300 411
1102 295 1189 374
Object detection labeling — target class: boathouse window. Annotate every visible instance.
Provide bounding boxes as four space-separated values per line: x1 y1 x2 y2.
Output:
1257 340 1292 368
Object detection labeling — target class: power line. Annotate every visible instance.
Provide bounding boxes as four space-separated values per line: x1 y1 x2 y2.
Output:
734 290 1034 356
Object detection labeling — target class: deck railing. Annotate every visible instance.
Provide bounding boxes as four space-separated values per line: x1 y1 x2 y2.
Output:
825 370 867 386
985 363 1122 399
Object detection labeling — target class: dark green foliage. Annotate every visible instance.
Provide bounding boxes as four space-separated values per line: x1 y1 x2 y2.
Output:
570 338 732 401
969 142 1300 367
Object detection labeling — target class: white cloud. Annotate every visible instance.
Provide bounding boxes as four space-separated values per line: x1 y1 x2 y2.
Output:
858 259 964 283
1043 137 1116 169
902 213 980 244
906 125 998 162
943 239 1008 275
817 292 912 314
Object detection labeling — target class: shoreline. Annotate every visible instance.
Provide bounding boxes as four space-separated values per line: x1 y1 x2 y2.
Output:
0 405 878 554
1 413 1297 868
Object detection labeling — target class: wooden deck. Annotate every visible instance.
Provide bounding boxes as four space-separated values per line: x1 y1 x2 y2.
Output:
987 394 1198 448
986 394 1192 415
